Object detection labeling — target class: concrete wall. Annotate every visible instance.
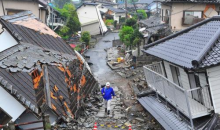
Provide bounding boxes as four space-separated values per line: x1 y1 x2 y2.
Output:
161 3 219 31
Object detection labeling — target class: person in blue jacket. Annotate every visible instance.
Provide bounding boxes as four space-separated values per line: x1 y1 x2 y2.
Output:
101 82 116 115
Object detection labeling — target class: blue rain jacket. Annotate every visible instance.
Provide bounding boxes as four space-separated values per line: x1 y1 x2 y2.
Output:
101 87 116 100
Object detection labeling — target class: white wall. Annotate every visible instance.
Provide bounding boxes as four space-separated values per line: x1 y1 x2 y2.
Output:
0 29 18 52
0 86 26 121
77 5 107 35
114 13 125 23
77 5 99 25
207 65 220 113
82 22 100 35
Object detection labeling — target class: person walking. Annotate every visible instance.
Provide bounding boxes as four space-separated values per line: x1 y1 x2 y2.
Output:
101 82 116 115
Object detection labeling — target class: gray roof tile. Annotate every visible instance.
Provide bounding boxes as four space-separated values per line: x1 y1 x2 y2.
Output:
144 18 220 68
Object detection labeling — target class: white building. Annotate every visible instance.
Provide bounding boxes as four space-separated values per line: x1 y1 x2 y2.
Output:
140 16 220 129
77 3 107 35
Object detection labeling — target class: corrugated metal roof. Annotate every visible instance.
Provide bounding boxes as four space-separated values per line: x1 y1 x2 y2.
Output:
138 96 189 130
143 16 220 68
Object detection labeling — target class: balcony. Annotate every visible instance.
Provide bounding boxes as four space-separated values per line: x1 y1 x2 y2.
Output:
143 62 213 120
49 18 65 27
182 17 205 26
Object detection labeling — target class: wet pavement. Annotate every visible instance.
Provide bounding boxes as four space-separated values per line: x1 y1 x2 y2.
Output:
83 32 163 130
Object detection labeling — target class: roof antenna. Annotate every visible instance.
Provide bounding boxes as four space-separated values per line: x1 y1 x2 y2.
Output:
1 0 5 15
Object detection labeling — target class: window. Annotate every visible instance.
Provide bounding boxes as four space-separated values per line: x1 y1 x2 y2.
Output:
183 11 203 25
184 11 203 18
0 108 12 125
7 9 25 15
170 65 182 87
188 73 207 104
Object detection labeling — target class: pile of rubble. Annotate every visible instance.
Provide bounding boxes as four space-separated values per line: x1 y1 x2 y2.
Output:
53 85 158 130
115 67 148 93
106 47 131 70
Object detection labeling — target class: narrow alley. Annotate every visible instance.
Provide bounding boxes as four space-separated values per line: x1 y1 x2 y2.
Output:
75 32 162 130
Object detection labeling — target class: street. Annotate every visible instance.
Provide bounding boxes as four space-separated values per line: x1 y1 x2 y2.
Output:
84 33 162 130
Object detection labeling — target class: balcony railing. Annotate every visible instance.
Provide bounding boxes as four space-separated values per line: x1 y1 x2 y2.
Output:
143 62 213 129
49 18 65 26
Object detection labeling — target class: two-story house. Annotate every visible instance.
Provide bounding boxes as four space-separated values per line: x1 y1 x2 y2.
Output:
77 2 108 36
0 0 48 32
161 0 220 31
140 15 220 129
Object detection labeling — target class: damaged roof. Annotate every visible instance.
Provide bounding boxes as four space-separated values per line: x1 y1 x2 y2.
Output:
139 15 169 34
0 11 74 55
0 11 98 120
143 16 220 69
0 42 76 116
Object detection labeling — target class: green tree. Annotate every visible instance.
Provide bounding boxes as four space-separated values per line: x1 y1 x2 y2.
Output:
81 32 91 45
119 26 134 49
136 10 147 20
53 0 71 8
56 3 81 39
125 18 137 28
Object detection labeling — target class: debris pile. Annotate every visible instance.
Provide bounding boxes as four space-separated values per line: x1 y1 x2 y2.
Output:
115 67 148 93
106 47 131 70
52 85 159 130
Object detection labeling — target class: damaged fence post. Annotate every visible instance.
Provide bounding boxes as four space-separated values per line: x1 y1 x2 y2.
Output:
43 114 51 130
8 121 15 130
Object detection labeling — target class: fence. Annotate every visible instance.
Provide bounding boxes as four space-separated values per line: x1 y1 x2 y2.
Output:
143 63 213 129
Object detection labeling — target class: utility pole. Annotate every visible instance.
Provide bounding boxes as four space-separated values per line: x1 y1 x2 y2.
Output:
125 0 128 19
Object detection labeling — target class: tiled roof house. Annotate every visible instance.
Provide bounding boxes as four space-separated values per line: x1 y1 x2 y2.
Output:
140 16 220 129
0 11 98 128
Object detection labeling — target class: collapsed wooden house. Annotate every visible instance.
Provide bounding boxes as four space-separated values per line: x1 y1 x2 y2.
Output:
0 11 98 129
